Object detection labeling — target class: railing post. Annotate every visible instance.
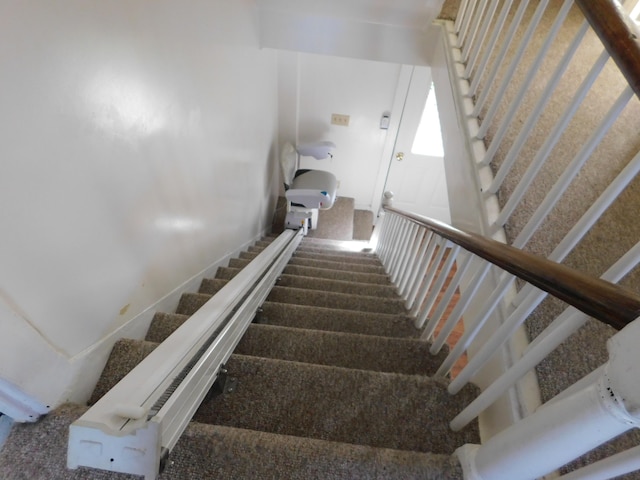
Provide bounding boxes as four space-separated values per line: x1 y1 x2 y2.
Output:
456 317 640 480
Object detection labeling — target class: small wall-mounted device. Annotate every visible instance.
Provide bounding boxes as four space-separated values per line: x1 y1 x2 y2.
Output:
380 111 391 129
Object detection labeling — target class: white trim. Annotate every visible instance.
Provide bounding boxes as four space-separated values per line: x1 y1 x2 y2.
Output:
370 64 413 220
0 229 271 421
0 414 14 452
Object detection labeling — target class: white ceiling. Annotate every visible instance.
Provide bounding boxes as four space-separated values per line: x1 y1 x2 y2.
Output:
256 0 446 29
256 0 445 65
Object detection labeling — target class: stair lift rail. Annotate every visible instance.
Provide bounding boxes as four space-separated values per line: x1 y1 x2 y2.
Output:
67 229 303 479
375 207 640 480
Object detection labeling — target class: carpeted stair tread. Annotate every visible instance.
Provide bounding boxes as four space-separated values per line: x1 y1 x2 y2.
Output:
199 278 228 295
193 354 480 453
230 256 386 275
0 404 139 480
214 265 242 281
305 196 355 240
287 257 386 274
258 302 421 338
176 292 211 315
202 273 395 298
253 240 275 249
235 323 447 375
294 245 377 259
145 312 190 343
353 209 374 241
166 424 464 480
283 264 390 285
0 403 463 480
246 248 381 266
89 338 158 405
267 285 407 314
292 250 382 266
301 237 369 249
274 274 398 298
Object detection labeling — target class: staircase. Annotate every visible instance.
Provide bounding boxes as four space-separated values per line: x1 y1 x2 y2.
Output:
0 235 480 479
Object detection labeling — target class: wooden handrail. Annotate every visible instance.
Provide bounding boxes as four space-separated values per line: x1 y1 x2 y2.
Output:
576 0 640 99
384 206 640 330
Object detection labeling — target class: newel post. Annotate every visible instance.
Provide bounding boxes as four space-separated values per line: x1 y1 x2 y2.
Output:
456 317 640 480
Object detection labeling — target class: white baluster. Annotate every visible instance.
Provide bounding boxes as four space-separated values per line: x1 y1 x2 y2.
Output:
415 244 461 329
456 318 640 480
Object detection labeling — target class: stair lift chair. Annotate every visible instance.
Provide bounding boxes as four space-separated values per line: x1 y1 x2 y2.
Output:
280 141 338 234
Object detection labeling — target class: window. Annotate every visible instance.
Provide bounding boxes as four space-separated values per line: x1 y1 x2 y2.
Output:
411 83 444 157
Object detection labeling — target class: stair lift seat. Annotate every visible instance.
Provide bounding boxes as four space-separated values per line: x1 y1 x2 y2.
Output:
280 141 338 233
286 169 337 210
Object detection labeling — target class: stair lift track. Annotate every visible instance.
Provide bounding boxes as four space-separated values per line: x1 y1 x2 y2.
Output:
67 229 303 480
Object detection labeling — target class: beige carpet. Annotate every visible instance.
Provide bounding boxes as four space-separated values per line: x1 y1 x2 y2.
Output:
0 236 477 479
441 1 640 476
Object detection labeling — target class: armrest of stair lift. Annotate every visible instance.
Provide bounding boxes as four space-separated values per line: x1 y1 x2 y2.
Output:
285 189 335 210
286 170 337 210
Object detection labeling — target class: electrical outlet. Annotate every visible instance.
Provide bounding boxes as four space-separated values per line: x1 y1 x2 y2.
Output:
331 114 350 126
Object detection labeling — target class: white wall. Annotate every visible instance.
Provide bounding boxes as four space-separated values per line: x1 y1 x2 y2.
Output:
277 51 402 210
257 0 444 65
0 0 280 418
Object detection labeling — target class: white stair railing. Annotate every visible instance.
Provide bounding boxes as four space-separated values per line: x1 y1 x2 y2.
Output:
374 206 640 479
372 1 640 477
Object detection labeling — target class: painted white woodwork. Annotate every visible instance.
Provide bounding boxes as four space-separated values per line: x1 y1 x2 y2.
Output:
382 66 451 222
0 0 280 417
457 318 640 480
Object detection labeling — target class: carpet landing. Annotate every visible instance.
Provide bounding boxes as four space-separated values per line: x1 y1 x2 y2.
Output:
0 236 478 479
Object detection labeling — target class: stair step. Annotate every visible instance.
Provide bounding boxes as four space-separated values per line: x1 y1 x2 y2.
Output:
0 403 463 480
216 263 390 286
247 247 381 266
295 245 377 260
305 196 355 241
235 323 447 376
200 274 398 299
89 338 158 405
259 302 421 338
193 354 480 453
288 257 386 274
274 274 397 298
300 237 370 249
267 285 407 314
292 250 382 266
176 292 211 315
146 312 190 343
91 323 440 400
214 265 241 280
230 255 386 274
283 264 390 285
199 278 228 295
353 209 374 241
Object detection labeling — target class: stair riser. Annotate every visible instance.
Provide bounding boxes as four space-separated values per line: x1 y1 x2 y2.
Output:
267 286 406 314
259 302 420 338
247 246 380 265
235 323 447 376
193 354 479 454
283 264 390 285
288 257 386 274
275 275 397 298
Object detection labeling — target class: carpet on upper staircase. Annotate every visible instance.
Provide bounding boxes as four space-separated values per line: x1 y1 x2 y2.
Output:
0 234 479 480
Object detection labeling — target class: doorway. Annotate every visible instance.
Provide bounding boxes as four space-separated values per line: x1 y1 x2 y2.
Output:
381 66 451 222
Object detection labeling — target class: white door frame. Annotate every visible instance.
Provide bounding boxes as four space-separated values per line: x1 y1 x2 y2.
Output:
369 65 414 221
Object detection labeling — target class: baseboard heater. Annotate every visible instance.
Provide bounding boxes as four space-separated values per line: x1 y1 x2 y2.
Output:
67 229 302 479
